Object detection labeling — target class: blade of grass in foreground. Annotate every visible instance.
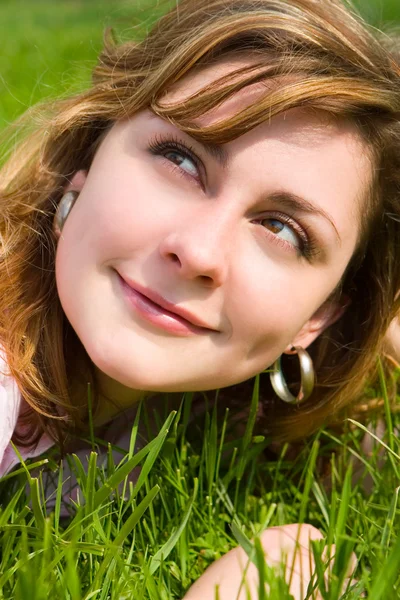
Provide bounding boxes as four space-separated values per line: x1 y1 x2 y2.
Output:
380 485 400 553
232 375 260 508
88 483 160 593
63 411 176 536
9 442 46 535
149 477 199 575
131 411 177 500
368 532 400 600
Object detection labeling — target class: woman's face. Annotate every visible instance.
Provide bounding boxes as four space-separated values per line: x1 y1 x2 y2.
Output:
55 60 372 395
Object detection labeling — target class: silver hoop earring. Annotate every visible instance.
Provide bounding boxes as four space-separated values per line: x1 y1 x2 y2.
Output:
269 346 314 404
53 190 79 237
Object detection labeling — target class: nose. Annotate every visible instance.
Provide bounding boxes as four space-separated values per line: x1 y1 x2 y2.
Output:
158 209 232 287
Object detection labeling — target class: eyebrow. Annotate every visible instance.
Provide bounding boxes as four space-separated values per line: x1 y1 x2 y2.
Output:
267 191 340 242
195 136 230 168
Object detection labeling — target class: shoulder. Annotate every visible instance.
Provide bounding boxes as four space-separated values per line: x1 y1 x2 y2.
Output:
0 344 22 468
0 344 55 478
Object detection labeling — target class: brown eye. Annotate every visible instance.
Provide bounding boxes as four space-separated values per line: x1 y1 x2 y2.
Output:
164 150 199 177
263 219 284 234
260 217 301 249
148 135 204 188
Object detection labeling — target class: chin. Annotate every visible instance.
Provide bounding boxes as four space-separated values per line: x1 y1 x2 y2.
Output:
77 325 250 394
90 354 217 394
85 344 172 391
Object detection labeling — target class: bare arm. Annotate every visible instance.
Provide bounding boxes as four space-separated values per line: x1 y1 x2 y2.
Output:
183 524 355 600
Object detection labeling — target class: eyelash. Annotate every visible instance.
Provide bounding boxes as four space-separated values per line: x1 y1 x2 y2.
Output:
147 133 320 261
148 134 203 186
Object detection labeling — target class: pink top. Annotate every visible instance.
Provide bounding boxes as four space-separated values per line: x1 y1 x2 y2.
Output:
0 348 54 478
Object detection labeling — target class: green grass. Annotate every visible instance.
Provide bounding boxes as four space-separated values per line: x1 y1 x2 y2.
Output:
353 0 400 27
0 0 399 127
0 0 170 127
0 0 400 598
0 382 399 599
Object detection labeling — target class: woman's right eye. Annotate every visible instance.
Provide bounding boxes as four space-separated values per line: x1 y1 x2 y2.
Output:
164 149 199 178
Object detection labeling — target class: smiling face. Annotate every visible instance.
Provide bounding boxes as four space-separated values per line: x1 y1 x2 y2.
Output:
54 60 373 404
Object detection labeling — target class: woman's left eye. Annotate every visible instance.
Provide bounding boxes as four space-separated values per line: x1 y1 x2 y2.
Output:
258 216 305 252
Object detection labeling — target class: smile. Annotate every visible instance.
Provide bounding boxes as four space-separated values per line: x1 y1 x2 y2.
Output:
117 272 216 336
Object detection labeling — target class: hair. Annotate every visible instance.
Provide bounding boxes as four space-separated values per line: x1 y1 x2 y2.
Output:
1 0 400 450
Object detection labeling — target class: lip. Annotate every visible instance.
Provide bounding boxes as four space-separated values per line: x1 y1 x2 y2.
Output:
117 272 217 336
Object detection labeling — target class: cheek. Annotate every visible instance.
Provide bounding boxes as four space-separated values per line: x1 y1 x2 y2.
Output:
226 250 338 368
60 171 176 260
226 258 304 361
54 165 183 318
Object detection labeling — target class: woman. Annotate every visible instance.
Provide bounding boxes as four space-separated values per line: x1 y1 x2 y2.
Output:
1 0 400 596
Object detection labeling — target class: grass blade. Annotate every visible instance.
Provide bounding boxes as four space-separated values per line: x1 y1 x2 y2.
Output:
149 478 199 575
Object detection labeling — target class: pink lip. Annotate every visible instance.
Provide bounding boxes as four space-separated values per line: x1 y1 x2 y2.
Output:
117 272 216 336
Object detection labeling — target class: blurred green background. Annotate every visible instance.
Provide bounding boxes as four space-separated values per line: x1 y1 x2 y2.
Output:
0 0 399 129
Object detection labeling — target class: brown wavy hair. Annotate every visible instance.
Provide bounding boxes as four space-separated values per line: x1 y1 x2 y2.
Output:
1 0 400 450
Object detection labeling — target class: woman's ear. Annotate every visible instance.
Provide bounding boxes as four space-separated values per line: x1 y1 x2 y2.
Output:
286 296 350 352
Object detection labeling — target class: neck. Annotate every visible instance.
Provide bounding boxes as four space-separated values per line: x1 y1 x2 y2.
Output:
65 331 149 429
92 367 148 427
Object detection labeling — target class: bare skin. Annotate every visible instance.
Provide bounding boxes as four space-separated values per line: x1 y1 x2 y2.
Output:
183 524 357 599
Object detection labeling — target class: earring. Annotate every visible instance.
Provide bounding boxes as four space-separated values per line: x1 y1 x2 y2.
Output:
53 190 79 237
269 346 315 404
